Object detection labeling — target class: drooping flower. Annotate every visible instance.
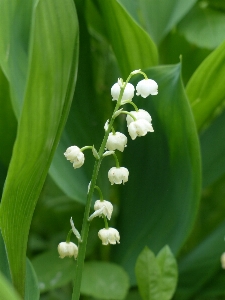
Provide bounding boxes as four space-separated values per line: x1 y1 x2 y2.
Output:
108 167 129 185
98 227 120 245
58 242 78 259
94 200 113 220
111 82 135 101
126 109 152 126
136 79 158 98
106 132 127 152
64 146 84 169
128 119 154 140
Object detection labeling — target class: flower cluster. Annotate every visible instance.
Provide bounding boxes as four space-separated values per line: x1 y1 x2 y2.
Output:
60 70 158 253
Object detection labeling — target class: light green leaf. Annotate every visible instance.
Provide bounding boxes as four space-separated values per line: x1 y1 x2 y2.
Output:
114 64 201 284
32 250 75 293
119 0 197 44
81 261 129 300
135 247 161 300
0 272 22 300
25 259 40 300
0 0 78 296
186 39 225 131
178 3 225 50
96 0 158 77
156 246 178 300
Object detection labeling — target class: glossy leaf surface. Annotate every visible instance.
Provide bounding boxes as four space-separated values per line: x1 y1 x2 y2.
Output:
0 0 78 296
114 64 201 284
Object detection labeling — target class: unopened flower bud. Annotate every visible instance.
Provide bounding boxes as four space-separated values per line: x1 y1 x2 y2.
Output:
58 242 78 259
94 200 113 220
98 227 120 245
126 109 152 126
111 82 135 101
106 132 127 152
136 79 158 97
221 252 225 269
128 119 154 140
108 167 129 185
64 146 85 169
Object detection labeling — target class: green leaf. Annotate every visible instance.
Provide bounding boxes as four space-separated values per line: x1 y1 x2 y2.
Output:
32 250 75 293
114 64 201 284
0 272 22 300
200 109 225 187
25 259 40 300
178 3 225 50
186 39 225 131
175 220 225 299
156 246 178 300
0 0 78 296
96 0 158 77
135 247 161 300
81 261 130 300
0 230 11 283
118 0 197 44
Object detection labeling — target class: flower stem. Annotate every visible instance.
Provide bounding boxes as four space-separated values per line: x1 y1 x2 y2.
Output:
71 75 128 300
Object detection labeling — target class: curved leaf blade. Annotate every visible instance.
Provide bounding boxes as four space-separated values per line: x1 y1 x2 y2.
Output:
186 40 225 131
96 0 158 77
0 0 78 296
114 64 201 284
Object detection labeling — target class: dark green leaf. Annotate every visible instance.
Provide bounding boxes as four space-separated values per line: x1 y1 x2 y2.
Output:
81 261 129 300
114 64 201 284
0 0 78 296
186 40 225 131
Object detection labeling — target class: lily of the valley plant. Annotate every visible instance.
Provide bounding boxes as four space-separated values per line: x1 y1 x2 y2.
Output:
59 69 158 300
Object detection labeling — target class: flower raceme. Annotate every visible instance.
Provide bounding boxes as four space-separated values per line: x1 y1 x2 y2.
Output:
108 167 129 185
58 242 78 259
98 228 120 245
106 132 127 152
64 146 84 169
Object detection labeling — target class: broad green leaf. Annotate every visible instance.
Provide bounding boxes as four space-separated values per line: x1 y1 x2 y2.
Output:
0 0 78 296
200 109 225 187
135 247 161 300
25 259 40 300
0 272 22 300
119 0 197 44
32 250 75 293
0 230 11 282
178 3 225 50
114 64 201 284
81 261 129 300
175 220 225 299
186 40 225 131
96 0 158 77
156 246 178 300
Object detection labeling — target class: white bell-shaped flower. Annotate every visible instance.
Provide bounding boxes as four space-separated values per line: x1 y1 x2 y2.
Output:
94 200 113 220
64 146 85 169
58 242 78 259
128 119 154 140
221 252 225 269
106 132 127 152
136 79 158 98
98 227 120 245
111 82 135 101
108 167 129 185
126 109 152 126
